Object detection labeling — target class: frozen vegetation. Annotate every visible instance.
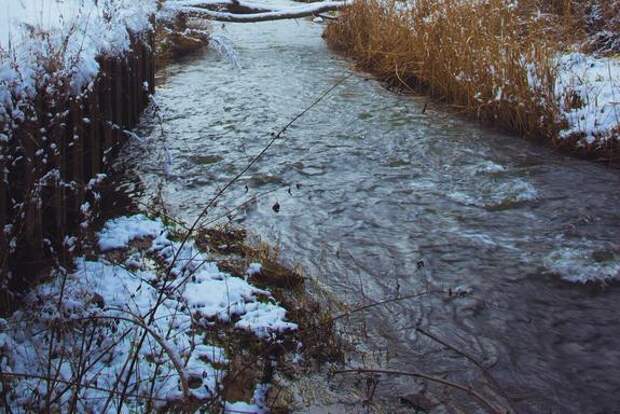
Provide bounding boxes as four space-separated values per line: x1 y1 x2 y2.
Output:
325 0 620 152
0 0 156 128
0 214 295 411
554 53 620 144
0 1 619 412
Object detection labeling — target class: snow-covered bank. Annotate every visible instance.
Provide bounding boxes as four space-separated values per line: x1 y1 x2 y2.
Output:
555 53 620 146
0 0 160 297
325 0 620 155
0 0 156 107
0 214 296 411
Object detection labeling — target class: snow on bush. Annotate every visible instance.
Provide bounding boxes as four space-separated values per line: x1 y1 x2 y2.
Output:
0 0 157 125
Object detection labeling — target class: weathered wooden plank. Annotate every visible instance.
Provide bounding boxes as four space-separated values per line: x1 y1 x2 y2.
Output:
140 39 150 106
128 47 137 128
121 56 130 129
51 104 68 255
21 111 42 258
149 32 156 94
136 40 144 115
113 58 124 132
99 58 115 166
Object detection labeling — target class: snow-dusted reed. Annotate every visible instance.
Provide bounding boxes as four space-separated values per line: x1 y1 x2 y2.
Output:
0 0 156 124
325 0 619 154
0 214 295 412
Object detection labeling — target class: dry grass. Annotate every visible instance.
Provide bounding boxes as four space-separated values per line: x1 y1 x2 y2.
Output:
195 226 344 364
520 0 620 53
324 0 563 141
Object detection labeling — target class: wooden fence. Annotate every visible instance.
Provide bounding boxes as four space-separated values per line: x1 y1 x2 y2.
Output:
0 34 155 300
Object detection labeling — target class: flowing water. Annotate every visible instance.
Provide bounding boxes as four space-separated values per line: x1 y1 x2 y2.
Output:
121 11 620 413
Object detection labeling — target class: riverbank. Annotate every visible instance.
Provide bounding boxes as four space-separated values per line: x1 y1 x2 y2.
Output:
0 0 161 312
324 0 620 160
0 210 344 411
0 5 348 410
127 12 620 412
0 0 215 311
3 1 620 412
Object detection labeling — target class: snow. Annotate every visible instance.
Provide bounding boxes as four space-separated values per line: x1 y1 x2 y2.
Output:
0 0 156 125
0 214 297 412
555 53 620 145
236 301 298 338
247 262 263 276
0 0 155 50
98 214 165 250
172 0 274 13
225 383 270 413
193 343 229 364
170 0 350 23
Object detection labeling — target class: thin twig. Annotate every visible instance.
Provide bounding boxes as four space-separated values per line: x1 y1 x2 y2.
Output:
0 372 170 403
415 327 518 413
330 289 443 322
332 368 508 414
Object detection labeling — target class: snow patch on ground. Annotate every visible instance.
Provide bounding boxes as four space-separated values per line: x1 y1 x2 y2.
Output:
225 383 270 413
0 214 296 412
247 262 263 276
98 214 165 251
556 53 620 145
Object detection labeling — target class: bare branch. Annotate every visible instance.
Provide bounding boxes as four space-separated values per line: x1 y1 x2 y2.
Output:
182 1 350 23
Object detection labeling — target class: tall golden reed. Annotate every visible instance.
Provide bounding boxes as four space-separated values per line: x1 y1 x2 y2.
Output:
325 0 563 143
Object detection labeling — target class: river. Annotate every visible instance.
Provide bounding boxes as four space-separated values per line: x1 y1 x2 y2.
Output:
119 10 620 413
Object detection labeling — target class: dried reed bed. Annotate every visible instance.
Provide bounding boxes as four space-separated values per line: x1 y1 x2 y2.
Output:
324 0 564 143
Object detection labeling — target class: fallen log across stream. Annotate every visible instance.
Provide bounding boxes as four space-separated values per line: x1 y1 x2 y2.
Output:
170 0 351 22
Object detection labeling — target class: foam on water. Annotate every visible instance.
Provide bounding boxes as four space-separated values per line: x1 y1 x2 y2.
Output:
447 178 538 209
544 246 620 283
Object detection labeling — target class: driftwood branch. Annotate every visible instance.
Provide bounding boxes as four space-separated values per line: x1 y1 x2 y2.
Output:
177 0 275 13
175 0 351 23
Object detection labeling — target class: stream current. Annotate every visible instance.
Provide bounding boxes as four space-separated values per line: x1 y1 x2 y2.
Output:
121 11 620 413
